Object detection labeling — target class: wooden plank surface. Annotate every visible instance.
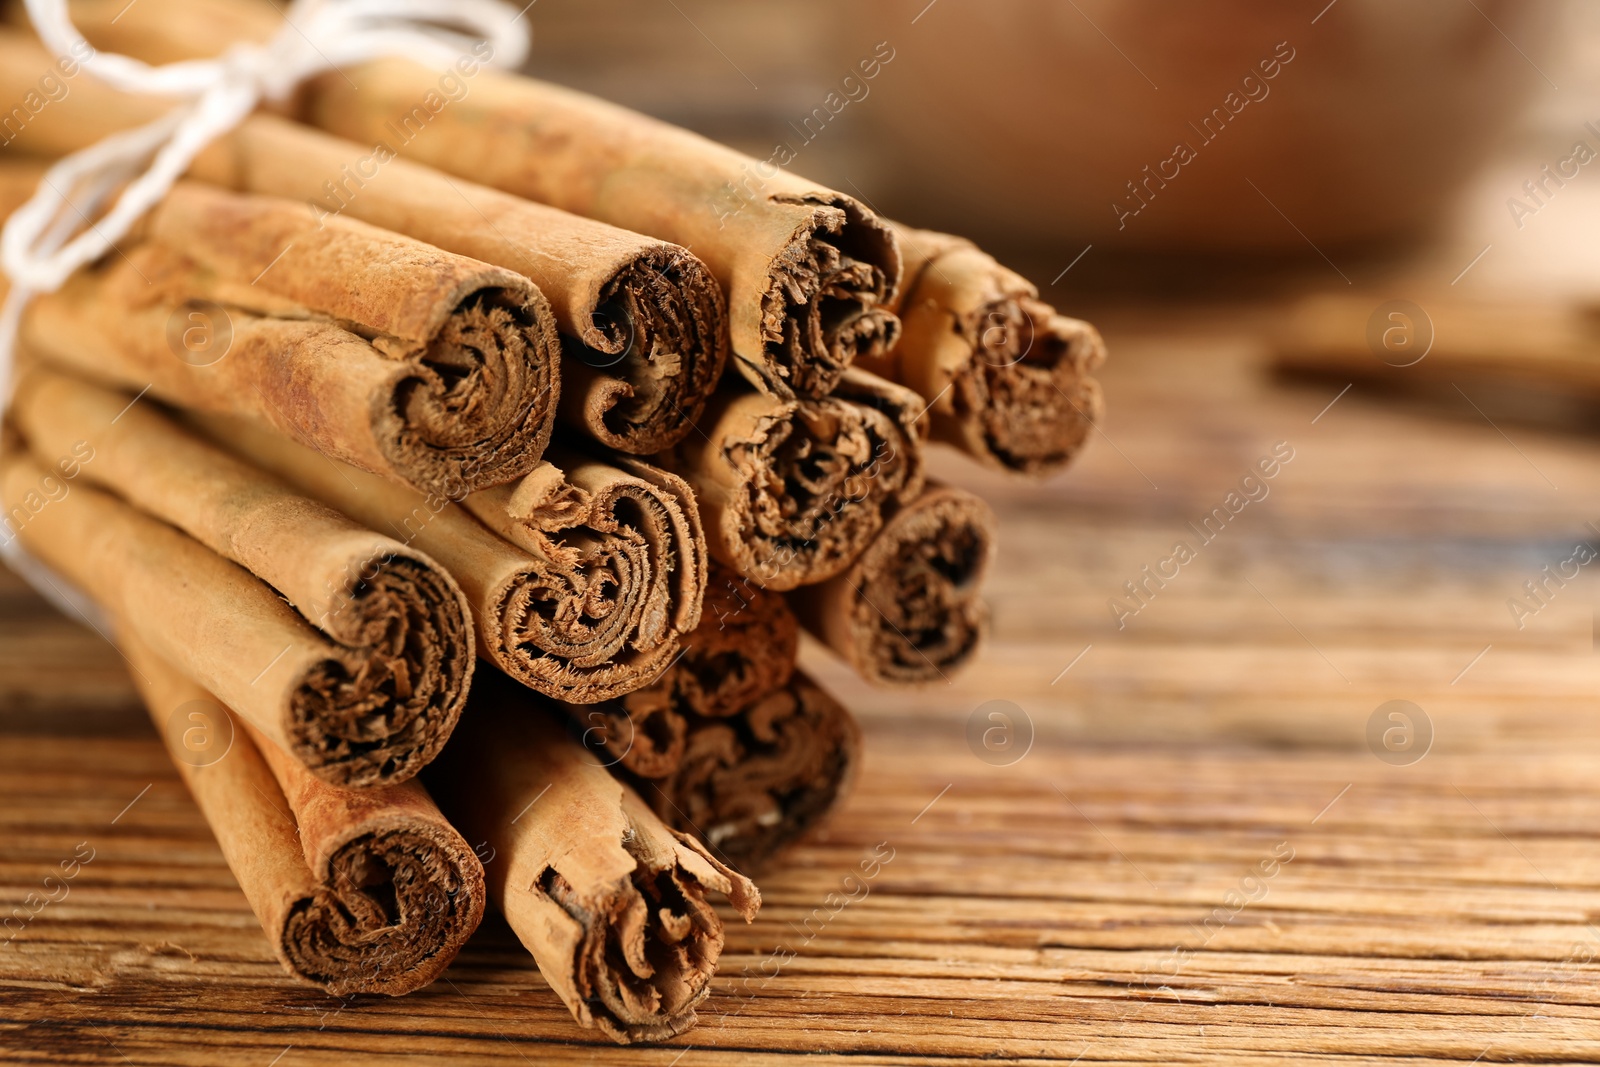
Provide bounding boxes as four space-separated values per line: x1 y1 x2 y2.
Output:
5 302 1600 1064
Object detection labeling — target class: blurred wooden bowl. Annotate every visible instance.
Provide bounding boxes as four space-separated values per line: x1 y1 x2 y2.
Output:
849 0 1557 252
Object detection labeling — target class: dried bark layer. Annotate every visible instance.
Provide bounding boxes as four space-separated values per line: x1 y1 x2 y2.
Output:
560 243 727 452
295 56 904 399
19 180 559 497
0 40 728 457
21 3 905 403
8 368 474 786
428 671 759 1043
122 637 484 996
661 368 926 591
791 484 997 686
754 202 902 397
568 565 858 870
200 415 704 703
869 226 1107 475
0 444 465 788
648 671 859 872
188 113 727 454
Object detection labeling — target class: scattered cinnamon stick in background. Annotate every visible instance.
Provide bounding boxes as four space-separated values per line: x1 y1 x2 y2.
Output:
791 484 997 686
13 178 559 497
1274 291 1600 412
573 566 860 871
660 367 926 591
871 225 1106 475
427 669 760 1044
196 414 705 703
122 635 485 996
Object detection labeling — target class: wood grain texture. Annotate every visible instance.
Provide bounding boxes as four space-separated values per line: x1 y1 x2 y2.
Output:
5 304 1600 1064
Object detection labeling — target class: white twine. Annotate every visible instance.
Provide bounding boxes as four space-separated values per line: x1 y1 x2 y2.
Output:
0 0 529 624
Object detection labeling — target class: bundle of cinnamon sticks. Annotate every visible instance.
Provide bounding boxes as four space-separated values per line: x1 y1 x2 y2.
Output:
0 0 1104 1045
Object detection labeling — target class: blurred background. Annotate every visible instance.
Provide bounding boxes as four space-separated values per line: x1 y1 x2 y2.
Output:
521 0 1594 301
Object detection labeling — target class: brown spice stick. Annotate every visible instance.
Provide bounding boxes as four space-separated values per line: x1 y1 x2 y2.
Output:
11 366 475 744
1275 291 1600 397
0 36 728 454
659 368 927 591
869 224 1107 475
790 483 996 686
57 0 905 400
301 67 902 400
426 669 760 1044
194 114 729 455
193 414 704 703
0 442 466 788
121 634 484 996
578 566 859 871
16 177 559 497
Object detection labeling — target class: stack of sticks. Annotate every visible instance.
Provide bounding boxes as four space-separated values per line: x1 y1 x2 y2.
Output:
0 0 1105 1045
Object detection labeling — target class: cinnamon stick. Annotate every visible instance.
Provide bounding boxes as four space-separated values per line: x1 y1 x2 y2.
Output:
578 567 860 871
791 483 996 685
58 0 904 400
0 33 729 454
1275 291 1600 399
868 225 1106 475
121 635 484 996
426 669 760 1044
0 431 469 787
17 177 559 497
660 367 927 591
194 414 705 703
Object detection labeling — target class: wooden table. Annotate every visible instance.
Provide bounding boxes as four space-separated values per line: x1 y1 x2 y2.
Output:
5 302 1600 1064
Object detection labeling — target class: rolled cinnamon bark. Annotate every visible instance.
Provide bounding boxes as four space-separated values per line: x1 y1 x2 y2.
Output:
427 669 760 1044
304 68 901 400
660 368 927 591
195 414 704 703
54 0 904 400
121 635 484 996
866 225 1106 475
0 31 730 455
790 484 997 685
0 443 466 787
18 178 559 497
577 567 859 871
11 363 476 710
196 115 728 454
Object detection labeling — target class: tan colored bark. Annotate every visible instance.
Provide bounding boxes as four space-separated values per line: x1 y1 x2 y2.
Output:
54 0 903 400
121 634 484 996
15 176 558 497
660 368 927 591
427 669 759 1043
867 225 1106 475
192 414 705 703
0 440 467 787
11 365 474 704
0 31 730 455
790 483 996 685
